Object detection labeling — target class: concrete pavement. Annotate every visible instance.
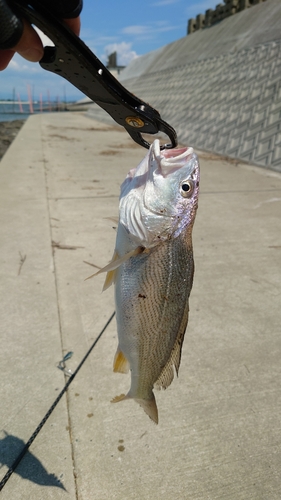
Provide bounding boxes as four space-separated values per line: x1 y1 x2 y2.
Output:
0 112 281 499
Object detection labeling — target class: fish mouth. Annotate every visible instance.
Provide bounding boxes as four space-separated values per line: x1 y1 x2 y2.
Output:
162 147 191 159
152 140 194 176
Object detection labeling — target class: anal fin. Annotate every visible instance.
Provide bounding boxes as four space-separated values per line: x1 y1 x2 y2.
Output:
113 348 130 374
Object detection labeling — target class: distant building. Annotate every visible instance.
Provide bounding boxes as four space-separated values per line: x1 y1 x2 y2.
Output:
187 0 269 35
106 52 125 78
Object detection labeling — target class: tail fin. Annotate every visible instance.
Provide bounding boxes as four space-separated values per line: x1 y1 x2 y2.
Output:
111 392 159 424
135 394 158 424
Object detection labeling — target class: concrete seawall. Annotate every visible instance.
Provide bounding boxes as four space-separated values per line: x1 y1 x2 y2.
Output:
88 0 281 171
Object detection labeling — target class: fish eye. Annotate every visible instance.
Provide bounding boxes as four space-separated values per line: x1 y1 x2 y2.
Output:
180 180 193 198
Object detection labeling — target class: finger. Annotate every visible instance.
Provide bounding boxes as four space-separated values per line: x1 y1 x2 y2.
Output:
13 19 44 62
0 14 81 71
64 17 81 36
0 49 15 70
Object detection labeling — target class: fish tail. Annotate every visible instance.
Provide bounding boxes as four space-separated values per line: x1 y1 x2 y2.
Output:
111 392 159 424
135 394 158 424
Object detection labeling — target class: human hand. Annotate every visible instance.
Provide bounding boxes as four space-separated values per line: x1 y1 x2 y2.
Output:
0 0 81 70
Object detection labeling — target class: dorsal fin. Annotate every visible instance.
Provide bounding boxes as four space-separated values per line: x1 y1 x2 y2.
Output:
154 306 189 390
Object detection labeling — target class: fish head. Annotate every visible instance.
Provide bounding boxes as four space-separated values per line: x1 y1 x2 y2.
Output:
119 139 200 247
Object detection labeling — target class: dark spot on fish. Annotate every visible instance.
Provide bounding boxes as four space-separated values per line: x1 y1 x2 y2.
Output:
75 393 80 397
87 413 94 418
118 445 125 452
138 293 146 299
119 439 124 443
89 397 93 401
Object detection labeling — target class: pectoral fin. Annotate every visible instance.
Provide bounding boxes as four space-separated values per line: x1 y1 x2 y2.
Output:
102 251 119 290
85 247 144 283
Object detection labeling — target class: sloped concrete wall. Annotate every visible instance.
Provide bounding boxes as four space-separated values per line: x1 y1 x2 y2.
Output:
119 0 281 79
88 0 281 171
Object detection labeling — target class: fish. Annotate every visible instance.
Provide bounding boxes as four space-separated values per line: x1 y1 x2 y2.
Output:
89 139 200 423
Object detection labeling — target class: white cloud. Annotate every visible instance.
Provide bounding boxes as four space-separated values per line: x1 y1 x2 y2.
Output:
122 25 149 36
7 55 43 73
7 59 20 70
80 27 118 53
152 0 179 6
101 42 138 66
121 21 179 40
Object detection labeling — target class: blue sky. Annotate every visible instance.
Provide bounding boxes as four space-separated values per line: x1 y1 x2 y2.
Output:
0 0 218 101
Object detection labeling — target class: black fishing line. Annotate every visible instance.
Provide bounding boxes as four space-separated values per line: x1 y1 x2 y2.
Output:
0 311 115 492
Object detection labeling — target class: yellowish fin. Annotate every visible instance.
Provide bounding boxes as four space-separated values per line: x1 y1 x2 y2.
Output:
102 251 119 291
113 348 130 374
103 269 116 290
111 392 159 424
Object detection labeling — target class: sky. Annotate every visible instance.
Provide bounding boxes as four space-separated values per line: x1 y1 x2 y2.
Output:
0 0 219 102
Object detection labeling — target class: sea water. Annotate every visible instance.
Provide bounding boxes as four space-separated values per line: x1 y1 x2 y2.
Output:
0 102 64 122
0 102 36 122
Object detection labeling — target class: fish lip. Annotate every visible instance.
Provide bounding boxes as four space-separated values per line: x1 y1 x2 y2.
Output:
151 140 194 177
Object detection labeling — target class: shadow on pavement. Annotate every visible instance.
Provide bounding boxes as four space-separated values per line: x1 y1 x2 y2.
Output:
0 431 66 491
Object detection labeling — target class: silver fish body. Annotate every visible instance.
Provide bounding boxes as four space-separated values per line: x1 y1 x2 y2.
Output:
94 140 200 423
